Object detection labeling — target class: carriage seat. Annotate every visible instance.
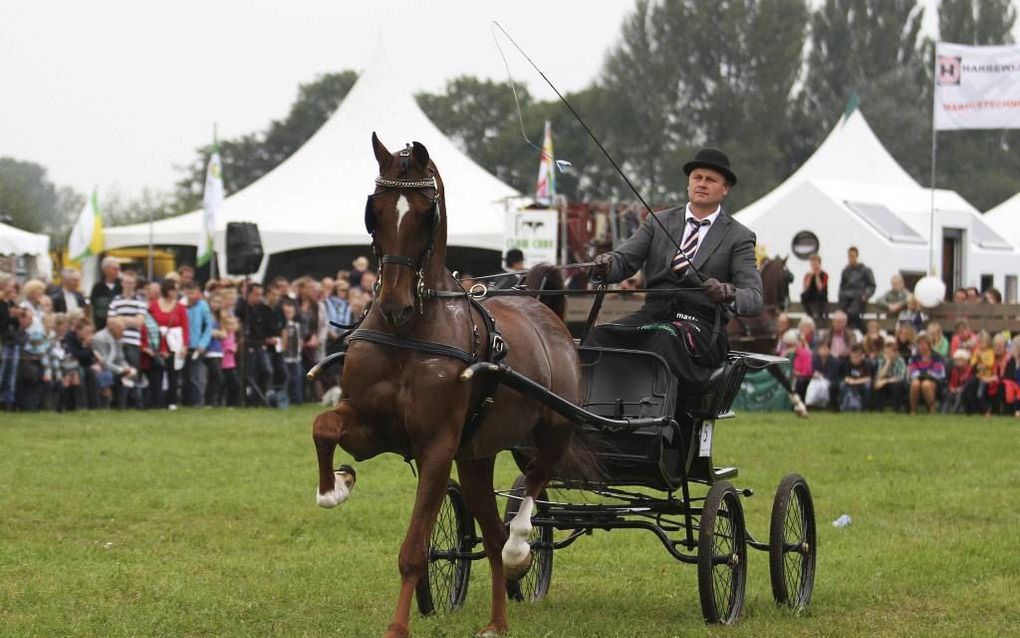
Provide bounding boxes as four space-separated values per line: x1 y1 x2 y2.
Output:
675 356 748 419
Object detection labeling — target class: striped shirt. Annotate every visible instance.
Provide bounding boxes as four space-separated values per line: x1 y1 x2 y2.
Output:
108 293 148 347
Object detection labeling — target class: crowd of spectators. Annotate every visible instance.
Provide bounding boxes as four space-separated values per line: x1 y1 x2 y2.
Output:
784 252 1019 417
0 257 376 412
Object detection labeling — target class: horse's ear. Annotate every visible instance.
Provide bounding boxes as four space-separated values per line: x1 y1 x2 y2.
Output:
372 132 393 170
782 255 788 264
411 141 430 170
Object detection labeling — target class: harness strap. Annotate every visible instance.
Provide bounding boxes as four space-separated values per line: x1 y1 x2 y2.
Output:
347 328 476 365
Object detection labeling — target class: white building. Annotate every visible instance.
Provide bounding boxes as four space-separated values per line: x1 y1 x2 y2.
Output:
734 106 1017 302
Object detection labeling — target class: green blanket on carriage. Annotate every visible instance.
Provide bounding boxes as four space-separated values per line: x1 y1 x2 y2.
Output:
732 367 793 412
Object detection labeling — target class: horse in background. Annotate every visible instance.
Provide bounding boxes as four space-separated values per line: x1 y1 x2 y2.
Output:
728 255 808 417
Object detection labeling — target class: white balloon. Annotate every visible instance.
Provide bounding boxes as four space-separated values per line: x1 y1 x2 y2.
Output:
914 276 946 308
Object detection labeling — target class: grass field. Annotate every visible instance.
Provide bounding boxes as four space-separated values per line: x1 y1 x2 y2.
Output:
1 407 1019 637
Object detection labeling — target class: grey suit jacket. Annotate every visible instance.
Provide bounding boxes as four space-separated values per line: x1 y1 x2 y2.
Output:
607 205 763 319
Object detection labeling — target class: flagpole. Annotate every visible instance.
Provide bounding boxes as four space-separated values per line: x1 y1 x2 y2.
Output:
915 42 948 308
211 123 218 281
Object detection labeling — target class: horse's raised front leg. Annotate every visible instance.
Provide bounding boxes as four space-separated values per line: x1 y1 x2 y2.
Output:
313 400 378 508
385 450 454 638
457 457 509 637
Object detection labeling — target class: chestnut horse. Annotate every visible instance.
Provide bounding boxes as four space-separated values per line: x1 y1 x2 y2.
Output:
313 134 584 637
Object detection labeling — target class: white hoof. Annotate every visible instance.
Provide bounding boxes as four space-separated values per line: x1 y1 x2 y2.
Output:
316 469 354 509
502 496 534 569
790 394 809 418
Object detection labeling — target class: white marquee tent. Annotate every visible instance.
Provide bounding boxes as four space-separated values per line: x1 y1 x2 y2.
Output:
0 220 52 279
104 50 521 279
734 107 1017 300
983 194 1020 301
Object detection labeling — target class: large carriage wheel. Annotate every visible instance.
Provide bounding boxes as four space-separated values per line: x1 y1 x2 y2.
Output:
697 480 747 624
769 473 816 611
503 474 553 602
415 480 473 615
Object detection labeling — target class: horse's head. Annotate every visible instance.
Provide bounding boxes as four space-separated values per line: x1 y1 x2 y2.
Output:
366 132 446 326
760 255 792 310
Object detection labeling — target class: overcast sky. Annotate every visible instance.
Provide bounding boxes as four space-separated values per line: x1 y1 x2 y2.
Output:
0 0 635 199
0 1 1011 202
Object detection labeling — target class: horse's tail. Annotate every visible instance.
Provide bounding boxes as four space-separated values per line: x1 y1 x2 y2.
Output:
555 425 611 483
524 263 565 320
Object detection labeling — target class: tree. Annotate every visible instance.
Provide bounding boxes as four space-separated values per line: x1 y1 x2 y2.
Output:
0 157 67 234
175 71 358 210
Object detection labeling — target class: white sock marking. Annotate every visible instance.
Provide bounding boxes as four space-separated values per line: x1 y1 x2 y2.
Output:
502 495 535 568
316 470 353 509
395 195 410 231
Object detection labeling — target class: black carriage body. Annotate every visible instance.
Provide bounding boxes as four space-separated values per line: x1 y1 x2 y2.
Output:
510 346 750 491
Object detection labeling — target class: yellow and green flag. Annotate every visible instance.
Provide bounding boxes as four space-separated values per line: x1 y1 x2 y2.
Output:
198 144 223 267
68 190 103 262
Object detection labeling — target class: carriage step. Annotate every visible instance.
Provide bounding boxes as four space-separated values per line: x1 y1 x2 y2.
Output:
712 466 738 481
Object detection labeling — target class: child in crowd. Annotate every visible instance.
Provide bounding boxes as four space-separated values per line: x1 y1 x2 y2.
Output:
204 293 225 407
63 317 97 410
950 319 977 355
1009 336 1020 418
220 314 240 407
17 307 51 411
970 331 995 414
896 295 926 333
280 299 303 407
894 324 916 364
782 328 813 401
838 343 873 411
908 333 946 415
872 338 907 412
943 349 976 414
861 320 884 361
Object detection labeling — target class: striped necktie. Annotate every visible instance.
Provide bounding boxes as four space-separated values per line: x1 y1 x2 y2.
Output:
671 217 712 274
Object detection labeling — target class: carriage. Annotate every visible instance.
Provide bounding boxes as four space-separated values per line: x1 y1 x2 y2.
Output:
413 342 817 624
314 134 816 635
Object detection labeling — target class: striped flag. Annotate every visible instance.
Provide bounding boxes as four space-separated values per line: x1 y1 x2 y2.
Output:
535 121 556 205
198 143 223 267
68 190 103 262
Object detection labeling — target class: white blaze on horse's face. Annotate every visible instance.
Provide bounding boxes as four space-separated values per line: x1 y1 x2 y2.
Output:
395 195 410 233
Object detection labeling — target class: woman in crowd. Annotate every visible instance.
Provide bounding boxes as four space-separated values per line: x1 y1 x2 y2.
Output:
148 279 188 410
927 322 950 359
296 277 328 403
907 333 946 415
63 316 98 410
950 319 977 354
894 323 916 364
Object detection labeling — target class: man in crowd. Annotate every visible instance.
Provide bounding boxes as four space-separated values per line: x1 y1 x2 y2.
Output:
51 268 87 314
837 246 875 332
108 270 148 406
236 283 278 403
91 317 138 408
90 256 122 330
820 310 858 360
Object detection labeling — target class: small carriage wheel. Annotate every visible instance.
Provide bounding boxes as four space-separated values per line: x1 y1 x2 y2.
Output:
503 474 553 603
697 481 748 625
769 473 817 611
415 480 473 616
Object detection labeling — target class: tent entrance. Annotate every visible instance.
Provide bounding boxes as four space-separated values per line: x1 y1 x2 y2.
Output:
941 228 964 296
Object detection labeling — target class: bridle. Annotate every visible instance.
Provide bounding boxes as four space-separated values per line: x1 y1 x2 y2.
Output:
364 145 442 312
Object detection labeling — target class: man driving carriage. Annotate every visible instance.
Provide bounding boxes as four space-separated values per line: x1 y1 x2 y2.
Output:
589 148 763 387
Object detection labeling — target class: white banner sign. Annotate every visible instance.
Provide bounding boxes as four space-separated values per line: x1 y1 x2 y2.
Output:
505 208 558 267
934 42 1020 130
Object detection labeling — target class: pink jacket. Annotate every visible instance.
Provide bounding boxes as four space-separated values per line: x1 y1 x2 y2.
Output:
221 331 237 370
792 346 813 378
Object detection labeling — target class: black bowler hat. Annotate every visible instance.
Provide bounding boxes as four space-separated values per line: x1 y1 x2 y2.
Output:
683 148 737 186
505 248 524 267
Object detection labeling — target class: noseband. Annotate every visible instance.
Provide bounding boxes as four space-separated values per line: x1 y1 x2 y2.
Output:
364 146 442 312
